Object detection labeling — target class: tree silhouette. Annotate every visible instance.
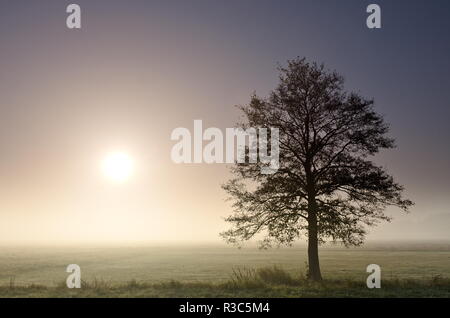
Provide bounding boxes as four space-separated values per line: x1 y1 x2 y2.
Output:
222 58 413 281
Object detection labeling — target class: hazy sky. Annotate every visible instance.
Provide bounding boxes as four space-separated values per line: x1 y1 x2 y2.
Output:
0 0 449 244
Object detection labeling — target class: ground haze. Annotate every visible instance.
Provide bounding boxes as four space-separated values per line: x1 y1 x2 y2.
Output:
1 242 448 287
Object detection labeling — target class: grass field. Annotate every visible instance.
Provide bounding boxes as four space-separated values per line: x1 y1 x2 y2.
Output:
0 241 449 297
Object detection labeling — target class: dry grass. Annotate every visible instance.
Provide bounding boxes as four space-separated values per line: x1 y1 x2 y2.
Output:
1 266 448 298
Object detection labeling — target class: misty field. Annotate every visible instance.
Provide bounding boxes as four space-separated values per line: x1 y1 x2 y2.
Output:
0 242 449 297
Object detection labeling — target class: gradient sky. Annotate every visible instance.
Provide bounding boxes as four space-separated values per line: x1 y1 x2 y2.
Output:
0 0 449 244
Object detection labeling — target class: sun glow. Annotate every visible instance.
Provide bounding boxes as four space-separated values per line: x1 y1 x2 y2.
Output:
101 152 134 182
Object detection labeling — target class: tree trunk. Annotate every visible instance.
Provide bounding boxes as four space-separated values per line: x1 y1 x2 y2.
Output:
305 159 322 281
307 215 322 281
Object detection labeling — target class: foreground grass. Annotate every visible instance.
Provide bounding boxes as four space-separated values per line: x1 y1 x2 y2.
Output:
2 244 449 285
1 266 448 298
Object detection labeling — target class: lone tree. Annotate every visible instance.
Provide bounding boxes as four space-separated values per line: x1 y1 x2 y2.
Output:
222 58 413 281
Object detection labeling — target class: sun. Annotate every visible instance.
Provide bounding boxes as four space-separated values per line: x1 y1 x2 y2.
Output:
101 152 134 182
